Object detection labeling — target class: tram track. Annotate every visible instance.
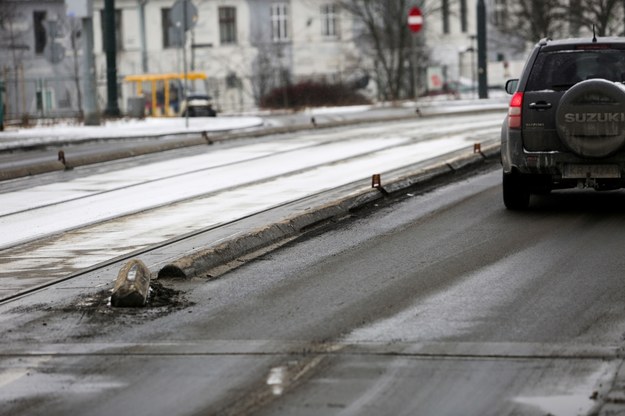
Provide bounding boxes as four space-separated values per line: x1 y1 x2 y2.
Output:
0 120 494 219
0 143 500 305
0 188 340 304
0 114 503 304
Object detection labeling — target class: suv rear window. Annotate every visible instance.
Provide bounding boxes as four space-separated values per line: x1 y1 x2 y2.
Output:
526 48 625 91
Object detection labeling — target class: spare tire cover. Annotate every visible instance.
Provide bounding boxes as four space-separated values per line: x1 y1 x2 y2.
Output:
555 79 625 158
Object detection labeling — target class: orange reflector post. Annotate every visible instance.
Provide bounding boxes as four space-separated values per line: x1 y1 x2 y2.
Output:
371 173 389 196
473 143 481 153
372 174 382 188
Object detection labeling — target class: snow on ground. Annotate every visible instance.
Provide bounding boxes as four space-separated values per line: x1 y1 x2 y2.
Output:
0 116 264 150
0 97 508 151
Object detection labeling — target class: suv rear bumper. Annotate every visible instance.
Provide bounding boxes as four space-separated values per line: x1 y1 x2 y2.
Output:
502 127 625 183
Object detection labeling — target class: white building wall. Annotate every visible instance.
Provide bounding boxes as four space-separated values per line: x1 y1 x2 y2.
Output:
90 0 525 112
289 1 359 83
121 6 140 52
91 0 379 113
423 0 477 90
423 0 529 91
93 0 259 112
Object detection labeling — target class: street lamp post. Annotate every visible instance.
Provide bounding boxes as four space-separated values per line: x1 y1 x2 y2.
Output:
104 0 120 117
467 35 477 98
82 15 100 125
477 0 488 99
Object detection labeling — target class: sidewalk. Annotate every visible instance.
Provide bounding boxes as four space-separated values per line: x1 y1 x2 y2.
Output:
0 116 265 152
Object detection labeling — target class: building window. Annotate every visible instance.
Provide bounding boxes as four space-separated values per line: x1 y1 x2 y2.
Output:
493 0 507 29
271 3 289 42
162 8 176 48
460 0 467 33
442 0 450 34
219 7 237 44
33 11 47 55
100 9 123 52
321 4 339 39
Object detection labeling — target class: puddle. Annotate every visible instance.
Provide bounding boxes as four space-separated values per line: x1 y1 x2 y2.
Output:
267 366 287 396
513 362 613 416
514 394 596 416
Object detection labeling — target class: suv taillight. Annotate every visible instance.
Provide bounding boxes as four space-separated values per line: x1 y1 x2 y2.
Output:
508 92 523 129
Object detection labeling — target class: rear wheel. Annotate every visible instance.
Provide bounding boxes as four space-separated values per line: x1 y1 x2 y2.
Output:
503 172 530 210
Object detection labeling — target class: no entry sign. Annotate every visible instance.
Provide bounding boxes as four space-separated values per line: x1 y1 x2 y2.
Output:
408 7 423 33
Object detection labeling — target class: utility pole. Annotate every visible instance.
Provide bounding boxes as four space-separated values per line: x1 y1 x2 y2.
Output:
82 10 100 125
182 4 189 127
138 0 148 73
171 0 198 127
477 0 488 99
104 0 120 117
0 80 5 131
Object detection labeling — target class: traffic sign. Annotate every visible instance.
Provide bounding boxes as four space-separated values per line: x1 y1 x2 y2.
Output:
408 7 423 33
45 42 66 64
171 0 198 31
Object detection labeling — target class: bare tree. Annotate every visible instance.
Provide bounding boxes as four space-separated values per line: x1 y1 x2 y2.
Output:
66 16 83 119
338 0 437 101
573 0 624 36
249 41 285 105
0 0 29 116
500 0 625 43
500 0 568 42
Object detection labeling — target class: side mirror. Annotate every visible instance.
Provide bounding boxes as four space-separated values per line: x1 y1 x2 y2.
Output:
505 79 519 95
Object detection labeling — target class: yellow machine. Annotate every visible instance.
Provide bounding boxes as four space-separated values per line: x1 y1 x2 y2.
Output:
123 72 208 117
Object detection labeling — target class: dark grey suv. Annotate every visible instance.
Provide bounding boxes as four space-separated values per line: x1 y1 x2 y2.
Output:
501 36 625 209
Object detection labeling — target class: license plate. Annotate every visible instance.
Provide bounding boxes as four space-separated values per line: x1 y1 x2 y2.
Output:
562 164 621 179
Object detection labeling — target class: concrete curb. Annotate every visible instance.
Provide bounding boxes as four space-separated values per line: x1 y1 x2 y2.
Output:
156 143 499 280
0 160 68 180
0 136 210 181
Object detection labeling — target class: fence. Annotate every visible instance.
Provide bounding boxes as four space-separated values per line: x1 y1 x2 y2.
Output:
1 67 376 124
2 66 83 123
2 69 260 123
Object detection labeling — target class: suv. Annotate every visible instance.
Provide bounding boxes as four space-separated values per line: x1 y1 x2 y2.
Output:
501 36 625 209
180 94 216 117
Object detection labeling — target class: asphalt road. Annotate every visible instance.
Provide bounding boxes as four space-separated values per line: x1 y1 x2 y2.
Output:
3 165 625 415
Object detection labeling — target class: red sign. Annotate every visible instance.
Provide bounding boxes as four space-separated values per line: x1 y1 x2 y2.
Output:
408 7 424 33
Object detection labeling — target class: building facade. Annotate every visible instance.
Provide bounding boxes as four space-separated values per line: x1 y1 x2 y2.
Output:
424 0 529 94
0 0 79 119
0 0 531 120
93 0 363 113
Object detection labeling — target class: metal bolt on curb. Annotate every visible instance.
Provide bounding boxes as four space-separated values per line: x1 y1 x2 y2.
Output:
202 131 213 145
111 259 151 307
57 150 73 170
